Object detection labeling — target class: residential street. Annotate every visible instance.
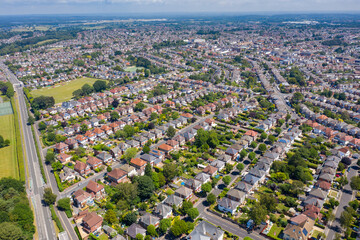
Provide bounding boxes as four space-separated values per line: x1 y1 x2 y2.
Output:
326 164 358 240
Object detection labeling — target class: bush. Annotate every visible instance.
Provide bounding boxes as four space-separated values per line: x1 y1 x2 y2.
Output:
50 205 64 232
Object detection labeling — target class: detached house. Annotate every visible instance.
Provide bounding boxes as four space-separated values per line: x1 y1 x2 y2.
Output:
86 180 105 200
74 161 91 176
108 168 129 185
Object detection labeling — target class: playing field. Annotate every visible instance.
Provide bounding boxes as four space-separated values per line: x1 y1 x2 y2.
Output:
0 113 18 179
31 77 107 104
125 66 144 73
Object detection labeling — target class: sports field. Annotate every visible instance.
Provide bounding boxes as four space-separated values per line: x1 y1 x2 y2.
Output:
31 77 107 104
125 66 144 73
0 113 18 179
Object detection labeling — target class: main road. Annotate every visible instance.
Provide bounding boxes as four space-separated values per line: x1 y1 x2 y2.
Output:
0 61 57 240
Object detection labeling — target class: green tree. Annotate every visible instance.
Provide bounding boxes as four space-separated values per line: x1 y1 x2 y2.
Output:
350 176 360 191
93 80 107 92
339 210 353 229
143 145 150 154
51 161 63 171
72 89 83 99
223 176 231 186
144 164 152 177
81 83 94 95
249 203 267 226
124 148 137 161
123 212 137 226
0 222 23 240
225 163 233 172
80 124 88 134
275 127 282 135
159 218 171 233
147 224 158 237
28 116 35 125
166 126 176 138
268 135 276 144
260 193 277 212
173 82 180 90
137 175 155 200
43 187 57 205
248 152 256 160
38 121 47 131
207 193 216 205
170 219 192 237
57 198 71 211
104 209 118 225
258 143 267 153
260 132 267 141
201 182 212 193
240 149 248 159
136 233 144 240
115 182 138 204
123 125 135 138
250 141 257 148
181 200 193 215
187 208 199 221
237 163 244 172
110 111 120 122
163 163 179 182
135 102 146 112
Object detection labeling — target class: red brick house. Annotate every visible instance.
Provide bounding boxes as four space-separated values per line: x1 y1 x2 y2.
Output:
54 142 69 153
86 180 105 200
86 156 102 170
82 212 103 234
74 161 91 176
108 168 129 185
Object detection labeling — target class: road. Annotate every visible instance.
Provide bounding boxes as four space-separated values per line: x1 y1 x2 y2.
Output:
0 61 57 240
326 165 358 240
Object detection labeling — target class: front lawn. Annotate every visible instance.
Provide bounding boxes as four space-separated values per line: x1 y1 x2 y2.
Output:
267 223 283 240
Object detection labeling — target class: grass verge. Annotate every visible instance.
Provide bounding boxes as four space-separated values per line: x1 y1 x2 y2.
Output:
50 204 64 232
11 97 25 181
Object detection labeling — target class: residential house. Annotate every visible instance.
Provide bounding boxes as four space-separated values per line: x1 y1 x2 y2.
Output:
226 188 246 203
175 186 193 200
107 168 129 185
154 203 172 219
82 212 103 234
74 161 91 176
86 180 105 200
187 221 224 240
217 197 240 215
126 223 146 239
130 158 147 176
72 189 94 208
86 156 102 170
203 165 218 177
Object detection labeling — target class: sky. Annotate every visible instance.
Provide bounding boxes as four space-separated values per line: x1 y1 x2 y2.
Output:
0 0 359 15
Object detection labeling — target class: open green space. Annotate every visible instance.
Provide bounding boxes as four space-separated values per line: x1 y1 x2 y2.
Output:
0 113 18 179
0 101 13 116
124 66 144 73
31 77 107 104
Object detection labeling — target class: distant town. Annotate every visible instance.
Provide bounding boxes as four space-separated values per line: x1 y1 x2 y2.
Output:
0 14 359 240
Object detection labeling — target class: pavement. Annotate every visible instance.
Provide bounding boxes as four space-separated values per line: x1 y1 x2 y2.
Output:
0 61 57 240
326 164 358 240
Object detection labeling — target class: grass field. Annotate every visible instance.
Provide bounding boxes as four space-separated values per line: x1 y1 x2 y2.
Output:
124 66 144 73
31 77 106 104
0 113 19 179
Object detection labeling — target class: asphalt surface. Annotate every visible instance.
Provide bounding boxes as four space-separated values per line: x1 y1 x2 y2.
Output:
326 165 358 240
0 62 57 240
